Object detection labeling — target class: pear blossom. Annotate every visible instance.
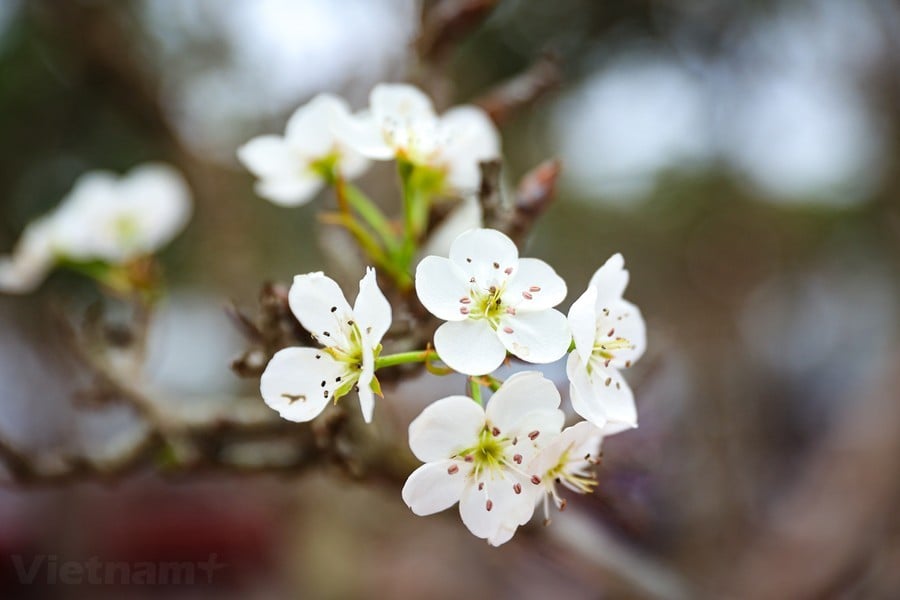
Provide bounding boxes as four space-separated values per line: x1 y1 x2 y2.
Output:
260 268 391 424
238 94 370 206
0 216 57 293
566 254 646 432
401 371 565 546
332 83 500 194
527 421 604 523
0 164 191 293
415 228 570 375
52 164 192 264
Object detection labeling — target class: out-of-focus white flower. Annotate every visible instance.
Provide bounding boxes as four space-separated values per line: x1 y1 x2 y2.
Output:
566 254 646 432
238 93 370 206
0 163 191 294
415 228 570 375
53 164 192 264
260 268 391 423
333 83 500 195
0 216 57 293
401 371 564 546
528 421 603 522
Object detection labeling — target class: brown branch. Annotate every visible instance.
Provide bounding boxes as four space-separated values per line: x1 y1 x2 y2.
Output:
417 0 501 61
481 159 562 247
476 53 563 127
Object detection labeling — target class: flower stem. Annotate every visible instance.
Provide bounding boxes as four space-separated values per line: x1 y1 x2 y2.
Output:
337 178 399 253
374 349 437 370
469 377 483 406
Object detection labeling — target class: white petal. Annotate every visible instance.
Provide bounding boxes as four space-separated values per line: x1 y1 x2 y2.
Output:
0 217 57 293
589 253 629 307
118 163 192 253
353 267 392 345
485 371 563 435
357 343 375 423
408 395 485 462
567 353 637 429
401 459 470 516
284 93 345 156
420 196 483 259
497 309 570 364
370 83 436 127
448 228 519 283
502 258 567 311
260 347 344 422
596 299 647 369
459 475 534 543
330 110 394 160
433 319 507 375
336 147 371 180
568 286 598 365
439 105 501 192
255 175 323 207
237 135 298 179
288 272 354 349
414 256 470 322
530 420 603 476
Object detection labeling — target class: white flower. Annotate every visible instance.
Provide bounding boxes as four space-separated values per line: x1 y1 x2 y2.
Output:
0 216 57 293
566 254 646 432
401 371 565 546
527 421 604 523
260 268 391 424
0 164 191 293
333 83 500 194
415 228 570 375
53 164 192 264
238 94 370 206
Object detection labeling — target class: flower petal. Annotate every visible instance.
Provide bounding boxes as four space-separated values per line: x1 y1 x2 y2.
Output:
567 352 638 429
448 228 519 284
503 258 567 311
357 343 376 423
497 308 570 364
288 272 354 349
255 175 324 207
459 475 534 544
331 110 395 160
414 256 470 322
567 285 598 366
408 395 485 462
284 93 345 156
401 459 470 516
433 319 507 375
595 299 647 369
260 347 344 422
353 267 392 345
237 135 297 179
370 83 436 127
439 105 501 192
589 253 629 307
485 371 563 435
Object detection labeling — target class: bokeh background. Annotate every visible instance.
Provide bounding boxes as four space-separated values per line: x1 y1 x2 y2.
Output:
1 0 899 598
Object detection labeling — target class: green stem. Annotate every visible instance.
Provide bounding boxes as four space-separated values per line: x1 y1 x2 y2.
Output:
374 349 436 370
339 179 400 253
469 377 483 406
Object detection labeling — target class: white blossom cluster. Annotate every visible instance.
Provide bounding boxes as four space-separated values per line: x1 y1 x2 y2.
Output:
0 82 647 548
0 164 191 293
247 84 647 546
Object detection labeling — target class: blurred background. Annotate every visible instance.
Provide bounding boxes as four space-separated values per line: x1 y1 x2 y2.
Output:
1 0 899 598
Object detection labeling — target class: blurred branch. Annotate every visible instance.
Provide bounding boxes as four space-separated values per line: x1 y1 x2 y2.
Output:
481 159 562 246
417 0 500 61
476 53 563 127
722 358 900 598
